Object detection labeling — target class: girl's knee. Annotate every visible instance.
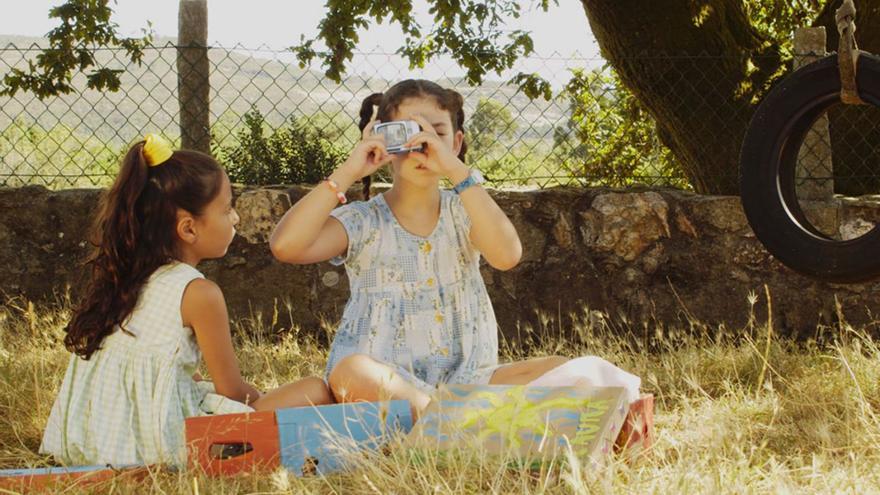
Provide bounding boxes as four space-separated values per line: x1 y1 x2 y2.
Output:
328 353 376 392
331 353 375 376
301 376 334 404
302 375 329 388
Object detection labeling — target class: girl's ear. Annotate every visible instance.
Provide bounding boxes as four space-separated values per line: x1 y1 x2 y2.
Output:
176 212 198 245
453 129 464 156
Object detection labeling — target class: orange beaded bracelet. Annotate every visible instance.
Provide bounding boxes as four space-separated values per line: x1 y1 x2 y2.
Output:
323 179 347 204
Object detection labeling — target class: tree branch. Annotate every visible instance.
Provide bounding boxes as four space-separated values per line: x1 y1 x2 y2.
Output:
1 0 152 99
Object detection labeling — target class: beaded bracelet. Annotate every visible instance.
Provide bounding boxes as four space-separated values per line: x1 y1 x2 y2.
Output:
324 179 347 204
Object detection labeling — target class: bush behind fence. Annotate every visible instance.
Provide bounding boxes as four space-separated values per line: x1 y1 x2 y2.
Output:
0 38 876 193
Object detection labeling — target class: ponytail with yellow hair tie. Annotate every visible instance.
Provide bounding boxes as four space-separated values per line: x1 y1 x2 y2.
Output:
142 133 174 167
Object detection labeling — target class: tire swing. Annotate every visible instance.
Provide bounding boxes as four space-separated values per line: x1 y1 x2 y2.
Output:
739 0 880 283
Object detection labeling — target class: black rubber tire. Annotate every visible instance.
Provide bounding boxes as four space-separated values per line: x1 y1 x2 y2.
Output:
739 52 880 283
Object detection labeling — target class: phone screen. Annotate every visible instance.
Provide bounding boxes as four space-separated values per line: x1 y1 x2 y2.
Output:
383 124 407 146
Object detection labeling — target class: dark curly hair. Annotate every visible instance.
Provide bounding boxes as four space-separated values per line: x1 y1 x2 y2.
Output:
64 142 225 359
357 79 467 199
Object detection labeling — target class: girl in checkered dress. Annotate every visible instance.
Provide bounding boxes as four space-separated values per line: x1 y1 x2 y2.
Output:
40 135 332 467
270 80 569 420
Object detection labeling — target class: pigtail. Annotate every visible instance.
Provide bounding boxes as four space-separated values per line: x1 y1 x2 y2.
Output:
99 143 151 271
358 93 383 132
358 92 383 199
447 89 467 163
65 143 151 358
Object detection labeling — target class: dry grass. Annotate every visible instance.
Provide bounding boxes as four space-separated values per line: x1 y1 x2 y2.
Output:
1 292 879 494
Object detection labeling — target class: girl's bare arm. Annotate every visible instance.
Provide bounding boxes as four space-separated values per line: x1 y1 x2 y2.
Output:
182 278 262 405
405 114 522 270
269 122 390 264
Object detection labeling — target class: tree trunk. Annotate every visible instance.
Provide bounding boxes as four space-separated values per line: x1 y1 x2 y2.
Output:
581 0 784 194
814 0 880 196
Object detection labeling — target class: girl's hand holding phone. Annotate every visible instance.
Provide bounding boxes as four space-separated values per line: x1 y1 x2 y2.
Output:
402 114 469 183
333 119 393 187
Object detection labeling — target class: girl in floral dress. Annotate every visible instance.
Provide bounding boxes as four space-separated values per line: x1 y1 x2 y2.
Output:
270 80 568 418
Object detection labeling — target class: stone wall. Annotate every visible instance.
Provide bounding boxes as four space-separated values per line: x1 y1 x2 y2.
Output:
2 184 880 340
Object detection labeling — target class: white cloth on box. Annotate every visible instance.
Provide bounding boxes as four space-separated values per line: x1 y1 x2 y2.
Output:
526 356 641 404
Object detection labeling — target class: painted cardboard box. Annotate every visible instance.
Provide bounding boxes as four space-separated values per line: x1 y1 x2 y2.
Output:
407 385 629 464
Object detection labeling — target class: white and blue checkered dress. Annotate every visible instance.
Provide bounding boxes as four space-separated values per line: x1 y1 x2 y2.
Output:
39 262 253 466
326 190 501 393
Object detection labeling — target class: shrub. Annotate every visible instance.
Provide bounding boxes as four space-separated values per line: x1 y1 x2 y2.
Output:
217 107 346 185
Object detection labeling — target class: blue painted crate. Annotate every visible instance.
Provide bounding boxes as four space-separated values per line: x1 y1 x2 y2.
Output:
1 465 118 476
276 400 412 476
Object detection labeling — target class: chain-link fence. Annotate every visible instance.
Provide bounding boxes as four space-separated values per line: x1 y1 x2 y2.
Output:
0 38 877 194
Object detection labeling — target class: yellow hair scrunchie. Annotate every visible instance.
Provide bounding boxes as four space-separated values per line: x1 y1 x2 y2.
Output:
143 133 174 167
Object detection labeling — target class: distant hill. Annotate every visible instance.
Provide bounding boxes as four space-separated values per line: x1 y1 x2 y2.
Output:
0 35 569 146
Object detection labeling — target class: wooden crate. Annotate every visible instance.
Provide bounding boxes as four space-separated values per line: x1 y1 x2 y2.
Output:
615 393 655 458
185 409 280 476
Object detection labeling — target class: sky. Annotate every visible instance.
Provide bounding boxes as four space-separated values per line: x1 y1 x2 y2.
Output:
0 1 602 84
0 1 598 55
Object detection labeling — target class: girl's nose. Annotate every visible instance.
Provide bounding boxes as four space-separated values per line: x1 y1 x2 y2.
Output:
232 209 240 226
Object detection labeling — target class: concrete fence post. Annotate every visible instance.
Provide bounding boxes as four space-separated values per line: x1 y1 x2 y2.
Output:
793 27 834 200
177 0 211 154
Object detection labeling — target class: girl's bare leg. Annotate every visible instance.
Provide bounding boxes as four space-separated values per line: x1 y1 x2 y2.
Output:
328 353 431 420
489 356 568 385
252 376 335 410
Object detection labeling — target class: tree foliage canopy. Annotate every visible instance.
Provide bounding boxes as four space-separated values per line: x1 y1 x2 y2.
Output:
1 0 152 99
292 0 556 92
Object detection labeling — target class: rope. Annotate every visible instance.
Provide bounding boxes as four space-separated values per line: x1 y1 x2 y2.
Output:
835 0 865 105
